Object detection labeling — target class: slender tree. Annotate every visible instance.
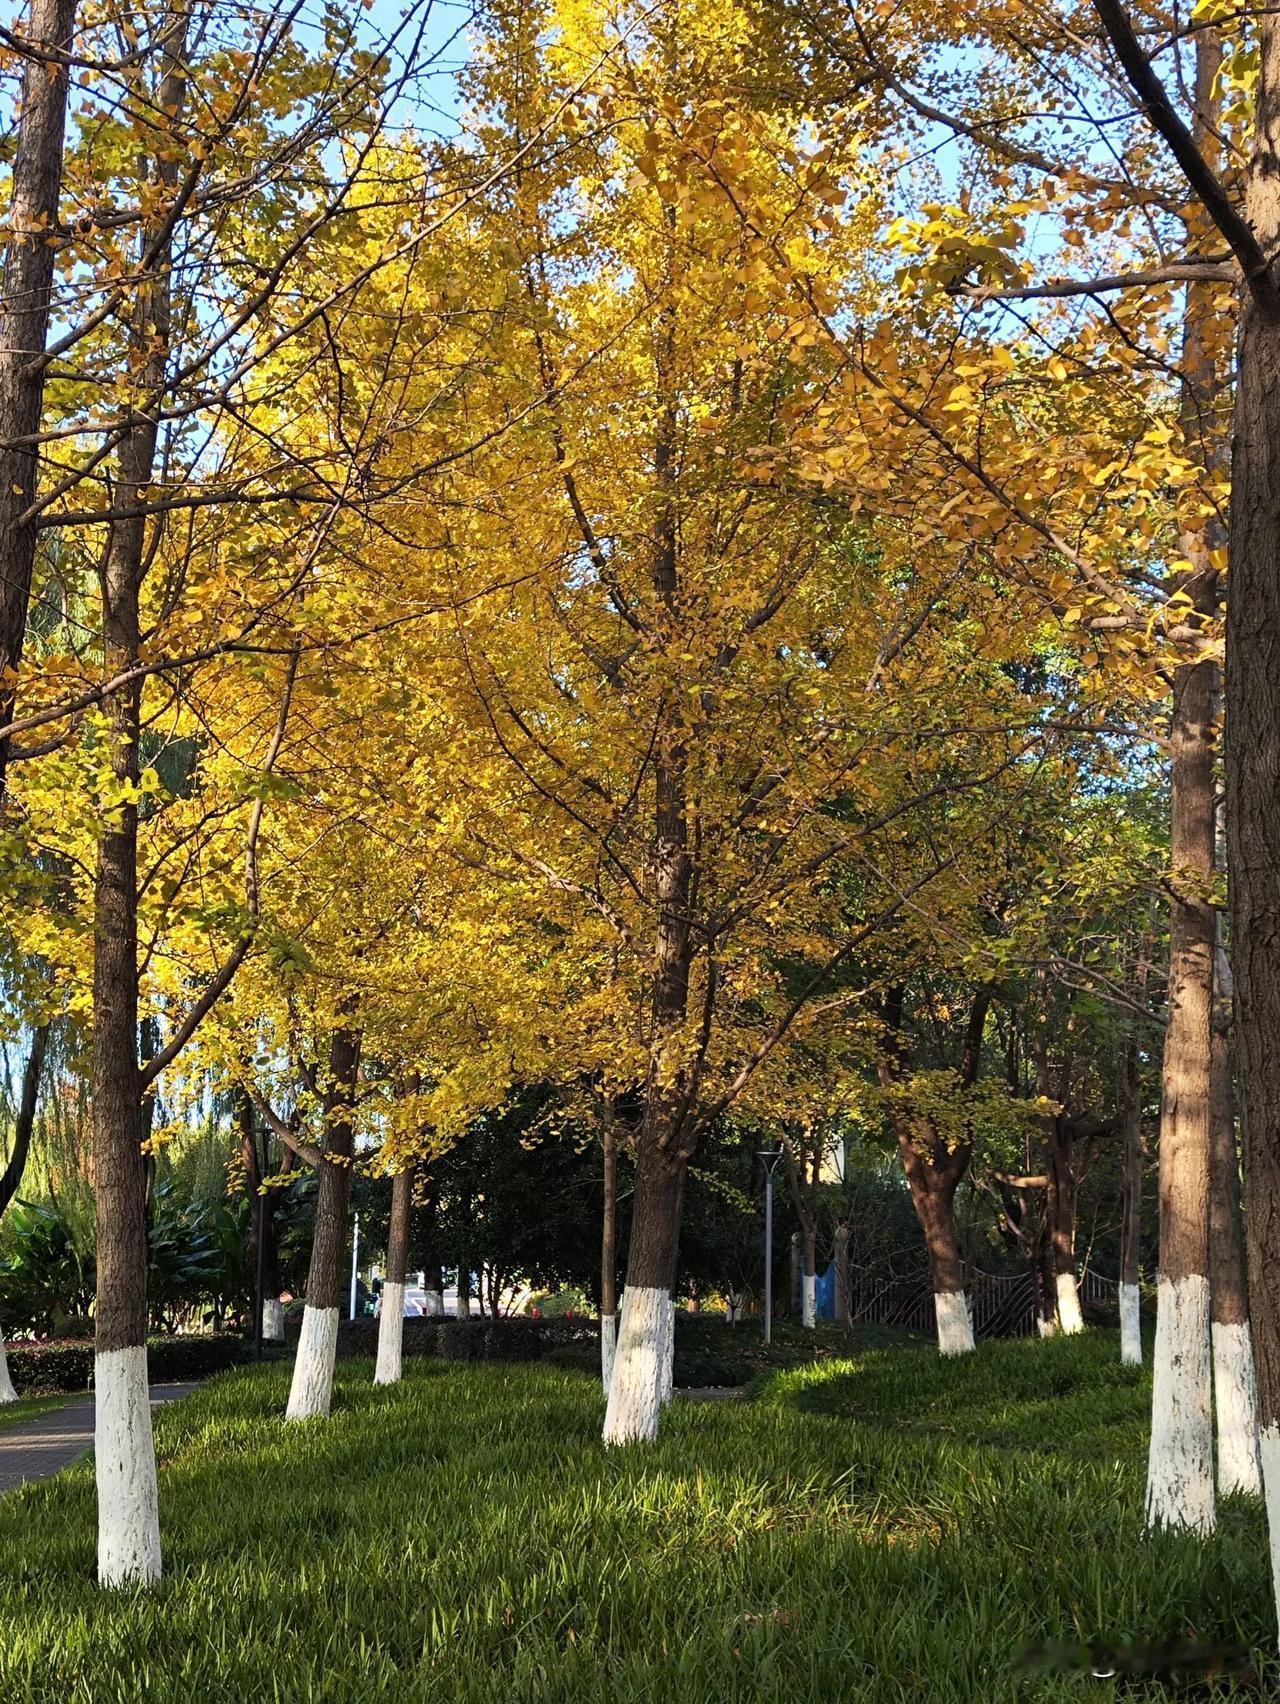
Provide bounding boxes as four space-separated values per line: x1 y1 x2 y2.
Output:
375 1164 414 1387
1210 942 1261 1497
0 0 76 788
282 1025 362 1420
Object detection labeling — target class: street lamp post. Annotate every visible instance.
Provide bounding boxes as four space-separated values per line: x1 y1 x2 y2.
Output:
759 1149 784 1346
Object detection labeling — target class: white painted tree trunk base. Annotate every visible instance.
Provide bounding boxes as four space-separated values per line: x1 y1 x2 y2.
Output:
1258 1425 1280 1637
802 1273 816 1329
424 1289 443 1317
286 1305 339 1420
1146 1273 1215 1533
95 1345 162 1587
456 1296 471 1319
375 1282 405 1386
1120 1282 1142 1366
1055 1271 1085 1334
935 1290 975 1356
603 1287 666 1445
657 1292 674 1406
261 1297 285 1342
1037 1313 1058 1339
600 1313 617 1393
1213 1320 1262 1497
0 1336 17 1404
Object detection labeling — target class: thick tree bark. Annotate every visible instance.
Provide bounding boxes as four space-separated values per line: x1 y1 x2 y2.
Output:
882 987 986 1355
0 0 77 788
1120 1033 1144 1366
600 1095 618 1390
286 1026 361 1419
901 1144 974 1354
92 6 189 1587
1139 25 1224 1539
1045 1118 1084 1334
1229 9 1280 1629
375 1166 413 1386
603 1144 682 1444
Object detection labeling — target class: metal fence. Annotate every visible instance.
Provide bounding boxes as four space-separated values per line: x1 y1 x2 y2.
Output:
850 1264 1120 1341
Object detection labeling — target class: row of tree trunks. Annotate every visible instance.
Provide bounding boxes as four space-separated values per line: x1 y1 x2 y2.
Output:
286 1027 362 1419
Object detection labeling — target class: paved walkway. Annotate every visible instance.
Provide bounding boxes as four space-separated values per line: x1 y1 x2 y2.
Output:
0 1384 201 1495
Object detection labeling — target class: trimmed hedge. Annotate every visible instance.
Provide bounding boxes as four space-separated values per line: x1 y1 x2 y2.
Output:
5 1334 246 1396
331 1315 597 1364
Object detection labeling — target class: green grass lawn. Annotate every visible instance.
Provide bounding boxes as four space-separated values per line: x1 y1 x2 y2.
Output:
0 1331 1270 1702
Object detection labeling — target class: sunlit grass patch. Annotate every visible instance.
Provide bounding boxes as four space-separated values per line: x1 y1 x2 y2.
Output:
0 1338 1271 1702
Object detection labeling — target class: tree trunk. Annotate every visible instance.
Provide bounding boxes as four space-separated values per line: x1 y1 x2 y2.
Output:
833 1222 851 1328
0 1024 50 1401
899 1135 974 1354
603 1145 682 1444
1047 1120 1084 1334
1120 1034 1144 1366
801 1223 817 1328
0 0 77 788
92 5 190 1587
1210 945 1261 1495
600 1096 618 1391
1231 11 1280 1619
375 1166 413 1386
286 1027 361 1419
419 1183 443 1315
601 355 693 1445
1140 26 1223 1538
239 1090 289 1341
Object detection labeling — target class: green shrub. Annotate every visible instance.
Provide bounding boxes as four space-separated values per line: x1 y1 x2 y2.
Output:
6 1335 246 1395
332 1314 597 1363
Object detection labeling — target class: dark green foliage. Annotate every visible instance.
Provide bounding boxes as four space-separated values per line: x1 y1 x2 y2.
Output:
333 1315 597 1363
5 1334 246 1395
146 1181 247 1331
0 1332 1269 1701
0 1200 95 1334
